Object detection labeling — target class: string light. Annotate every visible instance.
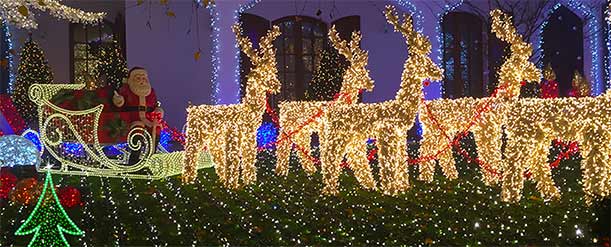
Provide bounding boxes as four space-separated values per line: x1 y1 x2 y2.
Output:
0 0 105 29
419 9 541 186
0 135 40 167
2 20 14 93
29 83 211 179
319 5 442 196
276 26 374 178
183 24 281 185
14 171 83 247
537 1 603 95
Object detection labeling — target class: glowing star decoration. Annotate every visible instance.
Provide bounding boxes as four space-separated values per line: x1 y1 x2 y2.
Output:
319 5 442 196
275 26 374 177
0 0 105 29
0 135 40 167
418 9 541 186
15 171 84 247
28 83 211 179
183 24 281 186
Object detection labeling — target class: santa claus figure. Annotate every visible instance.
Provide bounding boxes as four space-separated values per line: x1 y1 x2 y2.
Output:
112 67 163 163
112 66 164 129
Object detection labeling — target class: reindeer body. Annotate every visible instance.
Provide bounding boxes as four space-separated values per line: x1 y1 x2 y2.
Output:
276 27 374 177
502 90 611 203
182 25 281 186
320 6 442 195
418 10 541 186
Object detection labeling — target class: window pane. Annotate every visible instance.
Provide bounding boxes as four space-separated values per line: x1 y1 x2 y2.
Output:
314 38 323 54
304 72 312 85
286 55 295 72
302 39 312 54
87 26 101 42
102 25 114 42
73 26 86 43
303 55 313 73
284 73 295 100
282 21 294 35
274 39 283 54
301 22 312 37
313 26 323 38
74 43 88 59
284 37 294 53
276 53 284 72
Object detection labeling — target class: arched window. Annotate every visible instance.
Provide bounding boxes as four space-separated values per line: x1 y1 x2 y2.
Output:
542 6 583 97
273 16 326 101
442 12 484 99
70 17 124 87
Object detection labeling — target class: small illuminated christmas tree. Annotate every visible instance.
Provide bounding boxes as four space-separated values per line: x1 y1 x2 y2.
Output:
12 39 53 126
307 45 347 101
97 40 127 91
15 171 83 247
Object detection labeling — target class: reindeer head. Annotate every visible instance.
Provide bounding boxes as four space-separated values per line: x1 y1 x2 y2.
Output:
328 26 374 101
233 24 282 96
385 5 442 83
491 9 541 97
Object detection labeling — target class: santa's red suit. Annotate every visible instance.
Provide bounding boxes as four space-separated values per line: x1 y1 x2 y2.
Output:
116 83 158 125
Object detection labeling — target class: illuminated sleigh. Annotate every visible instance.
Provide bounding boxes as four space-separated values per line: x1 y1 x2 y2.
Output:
29 83 213 179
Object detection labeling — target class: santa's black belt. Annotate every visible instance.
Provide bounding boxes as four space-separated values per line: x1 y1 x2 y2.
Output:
120 106 154 112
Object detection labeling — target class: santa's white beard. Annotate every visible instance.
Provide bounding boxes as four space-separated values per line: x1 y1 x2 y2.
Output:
129 84 152 97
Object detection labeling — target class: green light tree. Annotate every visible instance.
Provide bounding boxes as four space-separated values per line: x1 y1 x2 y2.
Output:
12 39 53 126
306 45 347 101
15 171 83 247
97 40 127 91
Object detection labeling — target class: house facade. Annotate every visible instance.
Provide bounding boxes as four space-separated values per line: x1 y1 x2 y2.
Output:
0 0 608 128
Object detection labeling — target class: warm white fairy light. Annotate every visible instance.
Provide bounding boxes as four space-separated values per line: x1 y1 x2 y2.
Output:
0 0 105 29
418 9 541 186
276 26 374 178
183 24 281 185
320 5 443 195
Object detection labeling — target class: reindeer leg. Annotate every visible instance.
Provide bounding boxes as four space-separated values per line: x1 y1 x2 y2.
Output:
502 128 534 203
473 121 503 186
529 136 561 201
210 128 228 186
320 128 344 195
418 125 438 182
240 124 258 186
377 129 398 195
392 130 410 193
275 124 292 176
582 125 611 202
225 127 241 189
183 122 203 183
345 135 376 190
294 127 317 175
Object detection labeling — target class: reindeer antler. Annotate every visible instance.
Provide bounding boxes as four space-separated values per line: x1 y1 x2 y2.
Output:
259 25 281 56
233 24 258 64
384 5 415 39
490 9 521 45
329 26 352 59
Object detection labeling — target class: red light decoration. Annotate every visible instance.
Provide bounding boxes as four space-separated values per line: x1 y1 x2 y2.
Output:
58 186 83 208
0 94 27 134
0 170 17 199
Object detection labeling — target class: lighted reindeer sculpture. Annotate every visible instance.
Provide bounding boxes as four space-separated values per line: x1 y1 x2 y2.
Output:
319 5 443 195
501 47 611 202
418 9 541 186
182 24 281 186
275 26 374 176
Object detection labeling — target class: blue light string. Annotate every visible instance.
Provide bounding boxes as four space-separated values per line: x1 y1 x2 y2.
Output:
2 20 14 94
207 3 221 104
393 0 424 32
436 0 464 98
538 1 603 95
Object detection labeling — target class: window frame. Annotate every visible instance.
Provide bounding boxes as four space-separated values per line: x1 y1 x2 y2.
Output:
69 18 125 86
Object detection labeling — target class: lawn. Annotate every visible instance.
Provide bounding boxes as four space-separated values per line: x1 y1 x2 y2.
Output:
1 148 609 246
